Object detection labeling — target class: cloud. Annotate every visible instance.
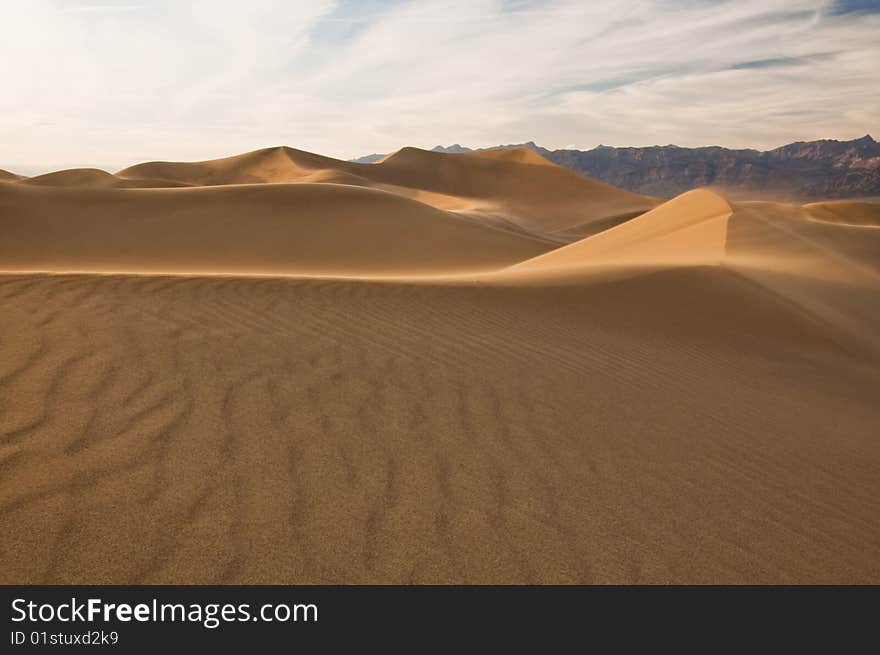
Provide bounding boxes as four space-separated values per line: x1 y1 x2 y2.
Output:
0 0 877 173
729 57 806 70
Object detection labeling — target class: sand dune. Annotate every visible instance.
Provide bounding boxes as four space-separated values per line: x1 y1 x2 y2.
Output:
22 168 191 189
117 145 661 239
0 169 21 182
117 146 325 186
504 189 880 353
4 145 660 252
469 148 555 165
1 269 878 584
724 200 880 356
24 168 133 188
371 147 659 238
803 201 880 227
507 189 733 274
0 181 551 276
1 147 879 584
504 189 880 281
7 146 660 241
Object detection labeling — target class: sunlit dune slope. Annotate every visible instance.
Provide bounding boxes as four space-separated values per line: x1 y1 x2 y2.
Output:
372 147 660 237
116 145 660 239
0 181 551 276
2 151 880 585
3 146 660 242
507 189 733 274
501 187 880 354
0 169 21 182
504 188 880 282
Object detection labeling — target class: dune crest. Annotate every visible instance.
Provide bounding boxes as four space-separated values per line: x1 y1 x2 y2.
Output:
371 146 659 237
2 146 880 585
0 181 550 276
21 168 191 189
117 146 324 186
25 168 125 188
3 145 659 241
470 147 556 166
498 187 880 354
507 189 733 274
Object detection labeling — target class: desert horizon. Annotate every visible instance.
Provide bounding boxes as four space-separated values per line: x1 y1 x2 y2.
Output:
2 142 879 584
3 2 880 614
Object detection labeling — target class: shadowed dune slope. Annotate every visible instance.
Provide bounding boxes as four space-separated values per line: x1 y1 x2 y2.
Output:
0 182 552 276
117 146 330 186
22 168 191 189
723 200 880 355
25 168 130 188
504 188 880 284
726 201 880 274
370 147 660 236
4 146 661 241
116 146 660 238
1 152 880 584
803 201 880 227
502 188 880 355
0 169 21 182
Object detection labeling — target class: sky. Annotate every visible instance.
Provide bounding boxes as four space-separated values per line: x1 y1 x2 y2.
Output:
2 0 878 174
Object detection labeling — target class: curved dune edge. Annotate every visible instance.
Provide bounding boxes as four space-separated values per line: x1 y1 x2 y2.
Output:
4 145 661 240
3 164 880 584
4 157 880 358
503 189 733 277
3 179 878 283
0 181 553 276
803 201 880 227
23 167 192 189
487 189 880 358
497 190 880 283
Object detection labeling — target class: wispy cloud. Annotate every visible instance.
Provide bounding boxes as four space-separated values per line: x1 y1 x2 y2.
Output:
1 0 877 173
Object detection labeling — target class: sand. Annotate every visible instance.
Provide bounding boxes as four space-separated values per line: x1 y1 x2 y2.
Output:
39 145 662 240
803 200 880 227
1 148 879 584
0 182 551 276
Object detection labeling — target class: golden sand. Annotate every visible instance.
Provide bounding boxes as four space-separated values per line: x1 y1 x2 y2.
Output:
1 148 878 583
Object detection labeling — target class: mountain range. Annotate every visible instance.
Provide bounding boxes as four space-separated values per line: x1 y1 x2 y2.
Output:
352 135 880 199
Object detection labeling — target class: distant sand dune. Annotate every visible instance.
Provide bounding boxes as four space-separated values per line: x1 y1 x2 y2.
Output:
506 189 733 274
1 147 879 584
0 181 551 276
23 168 191 189
371 147 659 237
117 146 320 186
111 145 662 240
803 201 880 227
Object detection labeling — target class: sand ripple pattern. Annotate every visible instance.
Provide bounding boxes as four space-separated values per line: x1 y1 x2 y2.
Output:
1 272 879 583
